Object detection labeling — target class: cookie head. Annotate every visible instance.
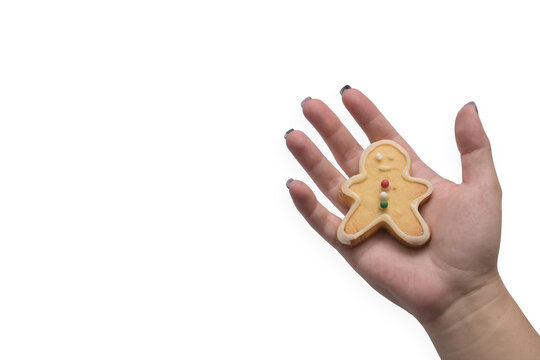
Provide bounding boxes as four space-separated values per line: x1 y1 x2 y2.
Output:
367 144 408 175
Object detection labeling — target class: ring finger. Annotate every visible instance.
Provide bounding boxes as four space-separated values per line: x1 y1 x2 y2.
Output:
301 98 363 177
286 130 348 214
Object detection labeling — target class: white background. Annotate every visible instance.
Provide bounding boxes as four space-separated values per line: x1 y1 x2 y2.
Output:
1 1 539 359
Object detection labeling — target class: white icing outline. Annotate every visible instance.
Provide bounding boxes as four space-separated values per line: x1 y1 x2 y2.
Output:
337 140 432 247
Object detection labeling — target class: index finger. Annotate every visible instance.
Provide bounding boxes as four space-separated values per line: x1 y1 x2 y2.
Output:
341 87 440 181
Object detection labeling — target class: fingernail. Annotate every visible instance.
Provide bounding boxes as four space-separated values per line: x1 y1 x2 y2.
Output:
286 178 294 189
284 128 294 139
340 85 351 95
464 101 479 115
300 96 312 107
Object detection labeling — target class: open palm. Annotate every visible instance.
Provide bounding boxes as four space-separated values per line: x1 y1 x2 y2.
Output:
286 88 502 323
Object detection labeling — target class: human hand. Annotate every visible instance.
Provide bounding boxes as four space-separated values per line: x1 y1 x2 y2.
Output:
286 87 501 323
286 87 540 359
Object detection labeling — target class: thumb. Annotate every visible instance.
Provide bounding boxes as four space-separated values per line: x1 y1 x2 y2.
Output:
455 102 499 187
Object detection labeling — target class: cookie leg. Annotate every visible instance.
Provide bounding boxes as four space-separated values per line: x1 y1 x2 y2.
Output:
386 210 430 247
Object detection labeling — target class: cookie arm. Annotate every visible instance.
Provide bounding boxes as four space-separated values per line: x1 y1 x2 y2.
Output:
336 174 378 246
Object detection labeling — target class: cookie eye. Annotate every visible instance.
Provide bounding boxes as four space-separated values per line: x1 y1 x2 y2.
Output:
375 153 383 161
388 154 395 160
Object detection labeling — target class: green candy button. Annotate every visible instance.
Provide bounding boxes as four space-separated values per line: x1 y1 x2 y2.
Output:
380 200 388 209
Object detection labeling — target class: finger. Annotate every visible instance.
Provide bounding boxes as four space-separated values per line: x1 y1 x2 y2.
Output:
455 102 499 187
341 87 400 142
341 87 440 181
288 179 341 246
286 130 348 213
301 98 363 177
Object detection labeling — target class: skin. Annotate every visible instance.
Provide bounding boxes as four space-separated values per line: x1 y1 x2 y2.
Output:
285 88 540 359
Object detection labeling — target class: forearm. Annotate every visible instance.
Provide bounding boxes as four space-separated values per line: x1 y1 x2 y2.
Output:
422 275 540 360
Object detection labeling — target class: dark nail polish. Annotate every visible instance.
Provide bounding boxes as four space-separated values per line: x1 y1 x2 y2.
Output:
340 85 351 95
465 101 479 115
300 96 312 107
286 178 294 189
284 128 294 139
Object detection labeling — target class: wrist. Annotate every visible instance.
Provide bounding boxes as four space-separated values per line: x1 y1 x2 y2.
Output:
422 274 506 355
422 274 540 360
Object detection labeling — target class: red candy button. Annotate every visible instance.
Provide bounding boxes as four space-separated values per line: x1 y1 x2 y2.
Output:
381 179 390 189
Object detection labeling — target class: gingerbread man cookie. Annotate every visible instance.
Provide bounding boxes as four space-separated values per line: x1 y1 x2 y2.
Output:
337 140 432 248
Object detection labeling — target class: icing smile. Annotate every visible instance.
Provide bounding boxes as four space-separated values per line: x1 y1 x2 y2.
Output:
378 165 392 171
